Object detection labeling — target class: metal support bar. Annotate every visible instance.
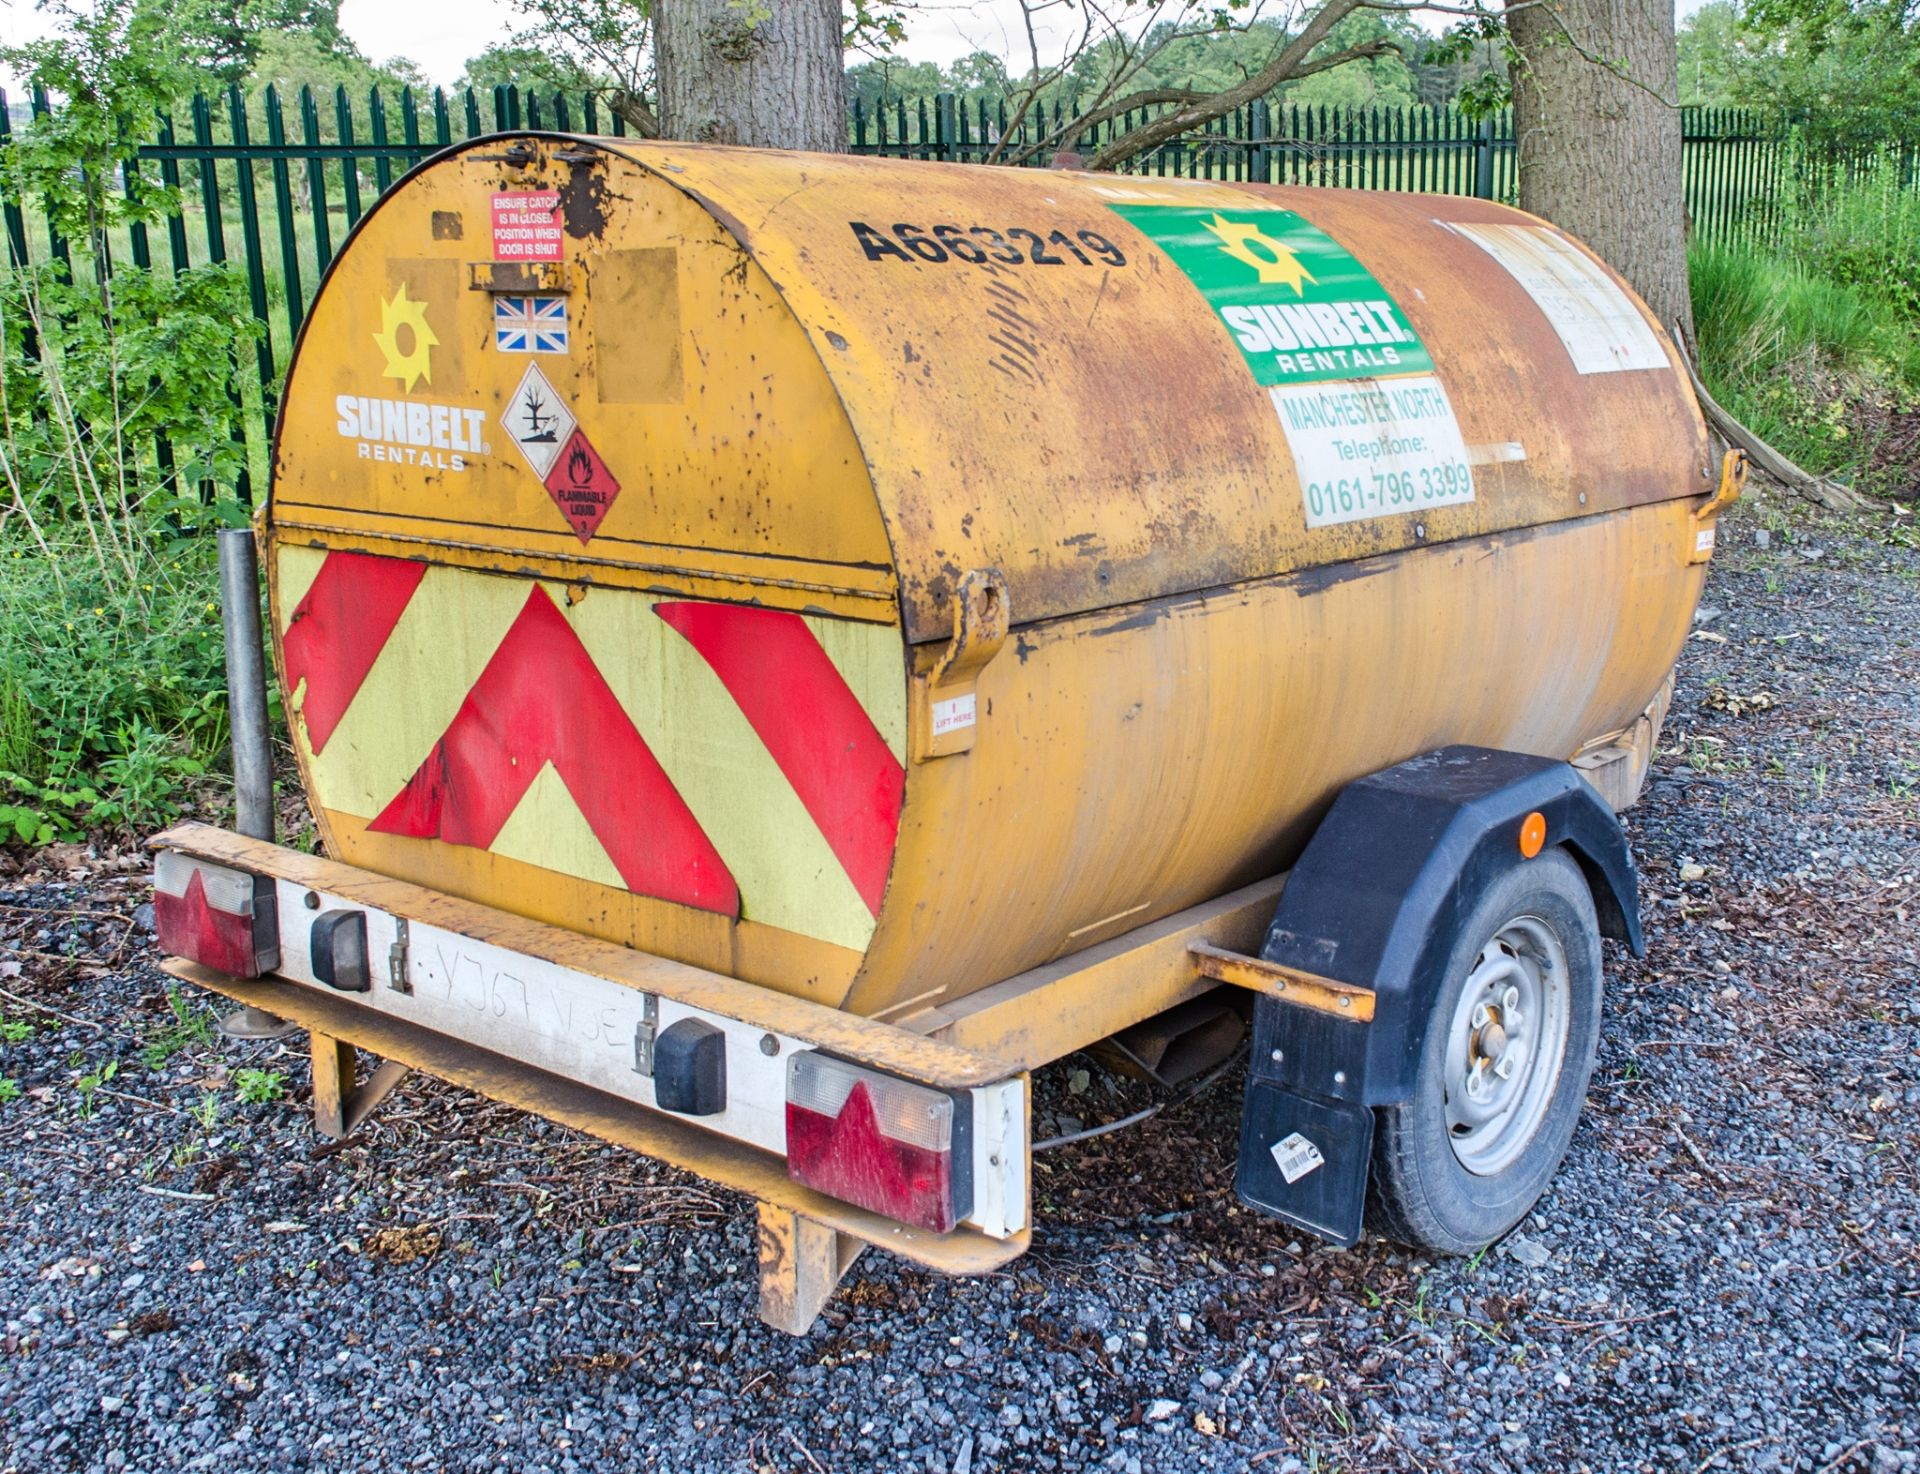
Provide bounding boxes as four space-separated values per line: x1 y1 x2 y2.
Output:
215 527 293 1042
756 1203 864 1335
217 527 275 842
1189 942 1377 1022
309 1029 411 1139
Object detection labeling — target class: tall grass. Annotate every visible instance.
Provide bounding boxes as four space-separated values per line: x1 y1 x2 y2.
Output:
1691 161 1920 500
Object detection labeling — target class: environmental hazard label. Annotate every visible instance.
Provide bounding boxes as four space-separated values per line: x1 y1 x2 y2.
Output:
1110 204 1435 386
491 191 564 262
502 362 576 480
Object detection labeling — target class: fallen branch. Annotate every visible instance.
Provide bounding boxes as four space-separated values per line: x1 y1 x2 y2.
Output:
1673 321 1882 514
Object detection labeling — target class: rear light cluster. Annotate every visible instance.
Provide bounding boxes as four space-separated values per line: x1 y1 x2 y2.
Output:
153 852 279 978
785 1052 972 1233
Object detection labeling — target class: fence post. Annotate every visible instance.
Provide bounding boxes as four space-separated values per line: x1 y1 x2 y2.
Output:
936 93 957 164
1473 113 1496 199
1250 96 1272 186
0 91 30 269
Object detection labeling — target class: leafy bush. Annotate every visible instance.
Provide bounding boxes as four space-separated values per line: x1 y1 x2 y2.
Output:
0 527 233 840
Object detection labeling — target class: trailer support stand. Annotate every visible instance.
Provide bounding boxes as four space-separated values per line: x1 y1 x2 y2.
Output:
756 1202 863 1334
310 1031 411 1139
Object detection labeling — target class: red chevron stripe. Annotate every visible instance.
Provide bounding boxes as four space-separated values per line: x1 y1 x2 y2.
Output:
368 586 739 916
656 602 903 916
280 551 427 756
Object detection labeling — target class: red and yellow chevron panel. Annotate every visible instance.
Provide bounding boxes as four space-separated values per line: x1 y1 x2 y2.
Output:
274 547 908 955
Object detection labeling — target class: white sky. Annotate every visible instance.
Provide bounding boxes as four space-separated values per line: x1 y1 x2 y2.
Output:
1 0 1713 94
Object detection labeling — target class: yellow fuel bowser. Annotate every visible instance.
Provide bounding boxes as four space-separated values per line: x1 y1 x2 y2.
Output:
152 133 1738 1332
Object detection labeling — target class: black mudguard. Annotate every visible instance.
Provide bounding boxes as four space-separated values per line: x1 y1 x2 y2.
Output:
1235 746 1641 1245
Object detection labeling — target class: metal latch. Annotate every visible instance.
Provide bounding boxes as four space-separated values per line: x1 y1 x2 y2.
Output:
387 918 411 994
1690 448 1747 564
910 568 1009 762
632 994 660 1077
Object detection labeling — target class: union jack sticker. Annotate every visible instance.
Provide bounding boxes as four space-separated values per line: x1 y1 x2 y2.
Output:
492 295 569 354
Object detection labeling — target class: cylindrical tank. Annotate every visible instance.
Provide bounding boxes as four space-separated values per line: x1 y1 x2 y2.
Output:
266 136 1713 1023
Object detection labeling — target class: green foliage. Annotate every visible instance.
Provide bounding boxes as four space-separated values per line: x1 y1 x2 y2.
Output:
139 988 214 1069
0 1015 35 1044
1691 174 1920 499
0 1076 21 1105
1679 0 1920 148
233 1066 284 1104
245 24 426 107
75 1057 118 1116
0 0 263 846
1783 159 1920 322
458 44 599 99
0 529 232 839
2 263 258 524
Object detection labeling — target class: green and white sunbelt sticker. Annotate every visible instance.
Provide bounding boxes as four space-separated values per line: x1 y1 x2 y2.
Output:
1112 202 1476 530
1109 204 1435 386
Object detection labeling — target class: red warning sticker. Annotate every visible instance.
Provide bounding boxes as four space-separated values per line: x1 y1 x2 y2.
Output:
542 428 622 543
491 191 564 262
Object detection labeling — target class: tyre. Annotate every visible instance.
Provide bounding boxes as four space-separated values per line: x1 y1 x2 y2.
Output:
1369 848 1603 1253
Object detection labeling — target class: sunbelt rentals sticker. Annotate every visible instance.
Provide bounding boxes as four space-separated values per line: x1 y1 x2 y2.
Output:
1112 204 1475 530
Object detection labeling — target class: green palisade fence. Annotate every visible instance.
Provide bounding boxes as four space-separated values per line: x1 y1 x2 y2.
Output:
1 82 1912 502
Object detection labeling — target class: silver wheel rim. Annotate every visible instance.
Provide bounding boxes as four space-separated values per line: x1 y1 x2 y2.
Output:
1442 914 1571 1177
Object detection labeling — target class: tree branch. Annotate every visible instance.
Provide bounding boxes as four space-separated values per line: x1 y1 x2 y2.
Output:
1084 0 1369 171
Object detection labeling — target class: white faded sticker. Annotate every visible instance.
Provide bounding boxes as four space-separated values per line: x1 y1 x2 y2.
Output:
1443 221 1667 375
1271 1131 1326 1185
1696 524 1717 554
931 692 977 736
1271 374 1476 529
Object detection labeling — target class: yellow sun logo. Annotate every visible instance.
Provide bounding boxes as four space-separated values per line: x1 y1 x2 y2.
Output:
1202 214 1317 294
372 283 438 393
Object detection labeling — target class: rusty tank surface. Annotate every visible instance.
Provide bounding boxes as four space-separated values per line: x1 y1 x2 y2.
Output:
266 134 1720 1040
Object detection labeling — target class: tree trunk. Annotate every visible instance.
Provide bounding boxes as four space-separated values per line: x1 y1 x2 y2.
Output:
655 0 845 152
1507 0 1692 339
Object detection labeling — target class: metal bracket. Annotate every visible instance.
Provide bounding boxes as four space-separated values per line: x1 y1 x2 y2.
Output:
1190 942 1376 1022
1689 448 1747 564
632 994 659 1077
387 917 411 994
910 568 1009 762
311 1031 411 1139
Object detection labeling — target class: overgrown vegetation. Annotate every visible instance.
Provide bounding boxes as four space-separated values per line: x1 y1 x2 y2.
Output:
1692 161 1920 500
1 1 261 844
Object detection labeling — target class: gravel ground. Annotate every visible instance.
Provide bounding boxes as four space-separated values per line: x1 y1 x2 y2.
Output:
3 492 1917 1474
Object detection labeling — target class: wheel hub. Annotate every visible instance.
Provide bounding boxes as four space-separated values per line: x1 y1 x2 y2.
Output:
1442 915 1572 1176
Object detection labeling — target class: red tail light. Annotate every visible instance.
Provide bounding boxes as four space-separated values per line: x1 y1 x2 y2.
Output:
153 852 279 979
785 1053 971 1233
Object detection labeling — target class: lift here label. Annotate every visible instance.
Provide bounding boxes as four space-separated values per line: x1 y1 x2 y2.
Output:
1110 204 1435 387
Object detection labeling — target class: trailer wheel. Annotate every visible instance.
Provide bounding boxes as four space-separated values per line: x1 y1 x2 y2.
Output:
1369 848 1602 1253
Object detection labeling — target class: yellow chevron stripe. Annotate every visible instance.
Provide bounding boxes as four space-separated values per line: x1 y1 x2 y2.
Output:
490 760 628 890
277 551 904 954
568 593 878 951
